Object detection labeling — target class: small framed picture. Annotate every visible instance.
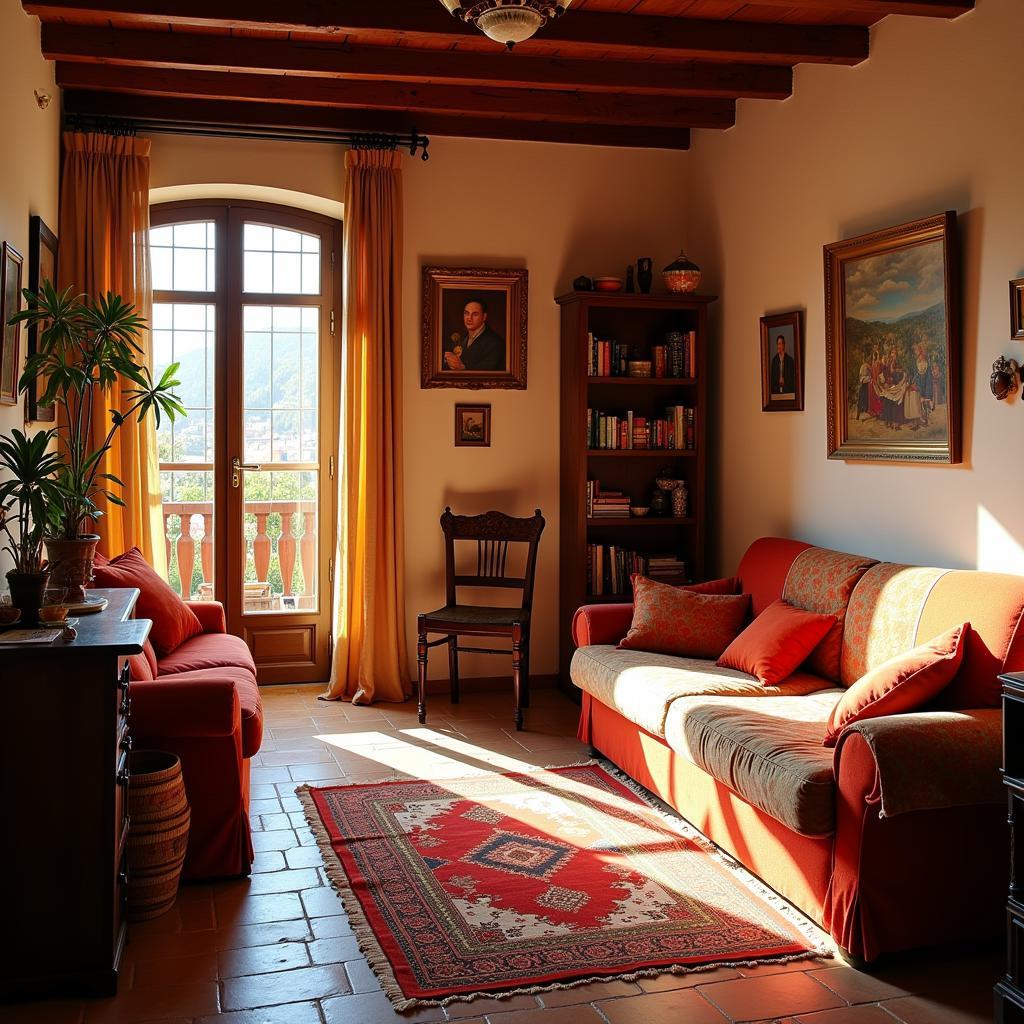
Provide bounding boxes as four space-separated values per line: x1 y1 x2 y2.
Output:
421 266 528 390
760 311 804 412
1011 278 1024 341
25 217 58 422
454 403 491 447
0 242 24 406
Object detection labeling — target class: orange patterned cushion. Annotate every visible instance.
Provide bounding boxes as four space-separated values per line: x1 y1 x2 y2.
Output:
619 575 750 659
782 546 877 682
825 623 969 746
682 576 741 596
717 599 836 686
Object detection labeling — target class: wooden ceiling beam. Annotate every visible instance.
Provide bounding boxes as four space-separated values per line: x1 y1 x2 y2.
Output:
708 0 972 16
54 63 737 129
41 24 793 99
25 0 869 65
62 90 692 150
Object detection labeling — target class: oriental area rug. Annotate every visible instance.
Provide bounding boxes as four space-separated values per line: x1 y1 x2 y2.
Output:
299 762 830 1010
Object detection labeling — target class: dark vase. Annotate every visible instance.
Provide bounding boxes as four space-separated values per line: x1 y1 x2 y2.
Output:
6 569 50 625
625 266 635 293
649 490 669 517
637 258 653 294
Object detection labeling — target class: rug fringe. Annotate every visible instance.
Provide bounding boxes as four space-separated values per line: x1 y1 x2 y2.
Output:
299 759 836 1012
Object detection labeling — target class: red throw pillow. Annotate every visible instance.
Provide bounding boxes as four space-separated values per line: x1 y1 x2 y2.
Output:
682 576 741 596
716 598 835 686
824 622 969 746
619 574 751 659
91 547 203 656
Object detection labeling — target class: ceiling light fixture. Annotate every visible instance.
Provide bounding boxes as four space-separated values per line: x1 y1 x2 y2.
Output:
439 0 573 50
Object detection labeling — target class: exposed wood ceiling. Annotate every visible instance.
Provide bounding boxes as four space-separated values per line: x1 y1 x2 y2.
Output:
26 0 973 150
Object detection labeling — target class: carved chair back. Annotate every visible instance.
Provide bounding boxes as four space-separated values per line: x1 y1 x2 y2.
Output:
440 507 545 612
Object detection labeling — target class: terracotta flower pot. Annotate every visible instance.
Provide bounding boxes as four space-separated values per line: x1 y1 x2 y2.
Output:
44 534 100 605
5 570 50 625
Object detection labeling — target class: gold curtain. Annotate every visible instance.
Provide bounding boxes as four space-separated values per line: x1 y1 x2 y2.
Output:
57 132 165 574
324 148 408 703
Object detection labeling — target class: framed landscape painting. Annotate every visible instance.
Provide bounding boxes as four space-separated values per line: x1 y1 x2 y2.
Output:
421 266 528 390
824 211 960 464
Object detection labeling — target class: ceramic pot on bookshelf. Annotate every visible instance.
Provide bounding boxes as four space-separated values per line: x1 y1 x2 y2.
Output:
671 484 689 518
636 258 653 294
5 569 49 625
650 490 670 517
44 534 100 605
662 250 701 294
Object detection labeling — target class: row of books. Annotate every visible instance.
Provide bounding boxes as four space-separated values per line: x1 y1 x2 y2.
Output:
587 331 697 378
585 479 630 518
587 545 688 595
587 406 696 450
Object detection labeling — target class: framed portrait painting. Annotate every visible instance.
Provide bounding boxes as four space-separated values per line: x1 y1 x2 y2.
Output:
454 403 491 447
1011 277 1024 341
824 211 961 464
0 242 23 406
25 216 58 422
421 266 528 389
760 311 804 412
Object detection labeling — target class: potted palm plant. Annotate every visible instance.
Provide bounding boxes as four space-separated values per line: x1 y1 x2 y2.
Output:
0 428 65 622
14 283 184 604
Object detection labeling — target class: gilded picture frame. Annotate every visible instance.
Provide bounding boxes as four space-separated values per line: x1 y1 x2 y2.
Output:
760 311 804 412
824 211 961 464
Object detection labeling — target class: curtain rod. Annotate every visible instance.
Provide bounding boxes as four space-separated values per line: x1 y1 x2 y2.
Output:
63 113 431 160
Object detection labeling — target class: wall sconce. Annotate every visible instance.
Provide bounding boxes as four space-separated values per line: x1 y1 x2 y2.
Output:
34 90 52 110
990 355 1019 400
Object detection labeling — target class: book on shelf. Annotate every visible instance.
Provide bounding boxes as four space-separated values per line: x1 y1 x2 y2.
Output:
586 479 630 518
588 333 629 378
586 546 688 596
587 406 696 450
665 330 697 378
587 330 695 380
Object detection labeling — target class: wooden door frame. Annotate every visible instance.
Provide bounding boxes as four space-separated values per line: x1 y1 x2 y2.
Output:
150 199 342 684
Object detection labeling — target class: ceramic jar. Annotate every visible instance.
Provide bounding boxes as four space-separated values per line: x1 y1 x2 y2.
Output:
662 249 701 294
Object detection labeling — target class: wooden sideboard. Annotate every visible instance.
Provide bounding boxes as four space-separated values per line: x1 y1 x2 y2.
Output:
0 588 150 1000
997 671 1024 1023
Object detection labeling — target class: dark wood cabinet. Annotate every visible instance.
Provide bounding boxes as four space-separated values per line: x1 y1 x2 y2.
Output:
997 671 1024 1023
556 291 716 683
0 588 149 1000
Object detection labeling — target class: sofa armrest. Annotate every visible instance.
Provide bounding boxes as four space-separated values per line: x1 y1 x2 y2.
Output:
833 709 1003 819
186 600 226 634
572 603 634 647
130 677 240 739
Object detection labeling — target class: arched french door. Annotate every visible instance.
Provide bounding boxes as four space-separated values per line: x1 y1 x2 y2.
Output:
151 200 341 683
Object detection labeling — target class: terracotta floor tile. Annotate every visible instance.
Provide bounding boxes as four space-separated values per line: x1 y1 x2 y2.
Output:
195 1001 323 1024
250 766 294 784
217 940 311 977
284 845 325 870
537 979 641 1006
809 966 911 1005
596 988 729 1024
444 994 540 1018
129 951 219 988
214 890 305 926
81 982 220 1022
123 926 221 962
249 797 283 815
735 957 833 978
300 884 345 917
344 957 384 993
254 811 293 831
260 748 335 766
251 828 301 853
242 867 321 895
249 784 279 800
221 963 351 1010
880 995 991 1024
636 966 740 992
698 972 844 1021
482 1005 606 1023
250 849 287 874
310 915 353 939
306 934 363 964
792 1007 899 1023
0 1000 85 1023
213 919 313 951
321 990 447 1023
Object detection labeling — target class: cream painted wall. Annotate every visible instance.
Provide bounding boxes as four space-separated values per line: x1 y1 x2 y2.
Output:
403 138 688 681
143 130 688 680
687 0 1022 574
0 5 60 581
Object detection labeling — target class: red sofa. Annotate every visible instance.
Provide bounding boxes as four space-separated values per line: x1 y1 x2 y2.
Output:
125 600 263 880
572 537 1020 961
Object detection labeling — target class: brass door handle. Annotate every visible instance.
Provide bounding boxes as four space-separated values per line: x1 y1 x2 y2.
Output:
232 456 261 488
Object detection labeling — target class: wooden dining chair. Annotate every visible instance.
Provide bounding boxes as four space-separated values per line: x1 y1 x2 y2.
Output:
417 507 545 731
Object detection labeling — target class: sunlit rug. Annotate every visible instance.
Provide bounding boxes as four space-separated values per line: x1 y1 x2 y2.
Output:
299 762 830 1010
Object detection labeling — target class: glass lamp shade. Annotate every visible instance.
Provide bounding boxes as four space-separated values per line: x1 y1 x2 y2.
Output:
476 7 544 45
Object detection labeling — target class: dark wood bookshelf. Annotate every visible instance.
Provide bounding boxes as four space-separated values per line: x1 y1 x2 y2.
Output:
557 289 716 684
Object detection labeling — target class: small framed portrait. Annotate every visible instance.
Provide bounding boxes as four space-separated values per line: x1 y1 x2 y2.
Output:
824 211 960 464
25 217 58 422
1011 278 1024 341
421 266 528 390
760 311 804 412
454 403 491 447
0 242 24 406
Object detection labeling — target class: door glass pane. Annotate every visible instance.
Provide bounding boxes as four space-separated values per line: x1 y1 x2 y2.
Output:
153 301 216 602
243 223 320 294
151 221 216 292
241 470 319 614
243 306 319 464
